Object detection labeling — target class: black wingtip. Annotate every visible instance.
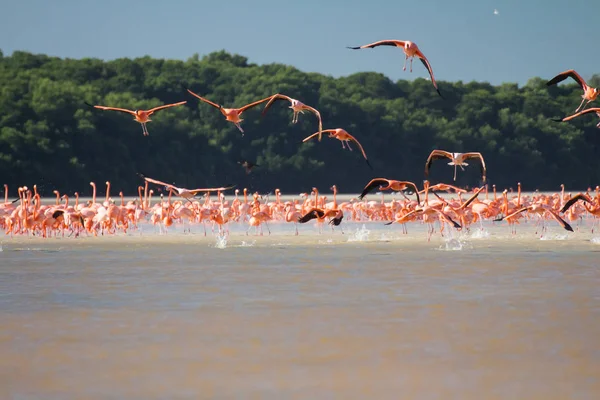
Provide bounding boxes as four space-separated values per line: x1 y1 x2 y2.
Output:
84 101 95 108
384 221 394 226
493 216 504 222
551 118 564 123
136 172 146 179
437 89 444 99
366 159 373 170
347 46 361 50
565 223 574 232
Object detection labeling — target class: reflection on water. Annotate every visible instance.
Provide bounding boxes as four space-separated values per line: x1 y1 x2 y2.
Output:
1 221 600 399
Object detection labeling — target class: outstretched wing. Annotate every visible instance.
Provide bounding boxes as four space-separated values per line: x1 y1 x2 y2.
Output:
147 101 187 115
463 152 487 183
560 193 593 214
425 150 453 176
543 206 574 232
559 107 600 123
457 186 485 211
140 176 176 191
546 69 587 90
238 95 276 114
186 89 222 109
303 129 335 143
417 52 443 98
496 206 529 221
261 94 292 116
188 184 236 194
85 102 136 116
347 40 405 50
359 178 390 200
303 105 323 136
298 208 325 223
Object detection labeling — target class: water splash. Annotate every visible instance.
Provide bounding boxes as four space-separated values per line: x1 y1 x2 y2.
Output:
214 233 229 249
347 225 371 242
378 233 392 242
318 238 334 245
0 244 3 252
540 234 568 241
239 240 256 247
438 237 472 251
469 229 490 239
591 237 600 245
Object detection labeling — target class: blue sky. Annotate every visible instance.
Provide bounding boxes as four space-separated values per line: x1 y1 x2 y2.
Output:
1 0 599 86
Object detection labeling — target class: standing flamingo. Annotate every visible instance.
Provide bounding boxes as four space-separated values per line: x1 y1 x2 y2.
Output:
85 101 186 136
347 39 442 97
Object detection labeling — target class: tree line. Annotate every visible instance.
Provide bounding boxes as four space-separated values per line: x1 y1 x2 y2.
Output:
1 49 599 198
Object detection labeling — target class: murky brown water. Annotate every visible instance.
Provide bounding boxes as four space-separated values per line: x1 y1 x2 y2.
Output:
1 221 600 399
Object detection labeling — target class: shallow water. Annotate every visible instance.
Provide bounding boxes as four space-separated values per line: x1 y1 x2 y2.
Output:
1 220 600 399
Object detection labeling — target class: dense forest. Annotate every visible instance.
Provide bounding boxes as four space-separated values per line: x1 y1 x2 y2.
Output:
1 49 599 197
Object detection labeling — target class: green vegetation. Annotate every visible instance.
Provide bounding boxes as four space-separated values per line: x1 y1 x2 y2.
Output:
1 49 598 196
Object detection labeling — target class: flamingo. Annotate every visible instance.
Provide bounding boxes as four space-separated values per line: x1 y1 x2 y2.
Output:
186 89 272 134
347 39 442 97
358 178 420 204
552 107 600 129
85 101 186 136
139 174 235 201
546 70 599 112
425 150 487 182
238 160 258 174
261 93 323 139
303 128 372 169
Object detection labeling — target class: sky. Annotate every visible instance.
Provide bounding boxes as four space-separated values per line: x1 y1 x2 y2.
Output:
1 0 599 86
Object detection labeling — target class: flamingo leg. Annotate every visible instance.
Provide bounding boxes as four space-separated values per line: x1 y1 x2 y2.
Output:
403 55 408 71
235 123 244 135
410 57 414 73
575 97 587 113
454 164 458 181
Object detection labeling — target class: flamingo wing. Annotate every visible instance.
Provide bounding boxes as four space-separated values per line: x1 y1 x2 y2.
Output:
425 150 453 176
463 152 487 182
147 101 187 114
559 193 593 214
557 107 600 123
495 206 529 221
141 176 177 191
546 69 587 90
302 105 323 133
458 186 485 211
416 52 443 97
188 184 236 195
237 95 276 114
261 94 292 116
542 206 574 232
186 89 222 110
303 129 335 143
347 40 405 50
85 102 136 116
298 208 325 223
346 133 372 169
359 178 390 200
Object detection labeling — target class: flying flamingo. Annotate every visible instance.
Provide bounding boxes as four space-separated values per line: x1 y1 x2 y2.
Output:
261 93 323 139
139 174 235 201
546 70 599 112
552 107 600 129
238 160 258 174
495 204 573 233
347 39 442 97
303 128 372 169
425 150 487 182
358 178 420 203
186 89 272 134
85 101 186 136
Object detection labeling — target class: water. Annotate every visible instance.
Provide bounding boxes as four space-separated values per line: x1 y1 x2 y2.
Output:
1 221 600 399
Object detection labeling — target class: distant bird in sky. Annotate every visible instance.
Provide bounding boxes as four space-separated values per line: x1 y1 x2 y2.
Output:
85 101 186 136
347 39 443 97
238 160 258 174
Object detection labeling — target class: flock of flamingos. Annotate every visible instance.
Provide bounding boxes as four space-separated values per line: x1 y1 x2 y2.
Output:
2 39 600 241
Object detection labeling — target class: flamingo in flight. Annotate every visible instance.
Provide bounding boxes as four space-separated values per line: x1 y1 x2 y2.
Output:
546 70 599 112
552 107 600 129
187 89 272 134
358 178 420 203
425 150 487 182
303 128 372 169
347 39 442 97
139 174 235 200
238 160 258 174
262 94 323 139
85 101 186 136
